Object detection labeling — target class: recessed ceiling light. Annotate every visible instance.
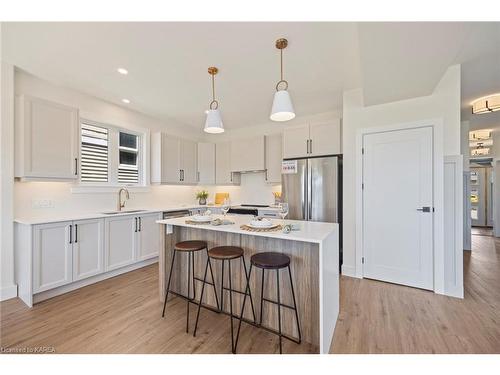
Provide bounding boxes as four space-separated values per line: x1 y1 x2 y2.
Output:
122 98 130 104
117 68 128 75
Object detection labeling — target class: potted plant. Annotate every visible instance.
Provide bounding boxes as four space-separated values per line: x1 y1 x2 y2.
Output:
196 190 209 205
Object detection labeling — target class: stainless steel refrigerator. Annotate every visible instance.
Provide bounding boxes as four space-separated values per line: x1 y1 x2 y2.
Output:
281 155 343 266
281 156 342 223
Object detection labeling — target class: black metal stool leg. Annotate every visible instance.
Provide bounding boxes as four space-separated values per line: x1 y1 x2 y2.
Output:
288 265 301 343
276 269 282 354
207 249 220 310
220 259 225 312
241 257 256 323
193 257 210 337
191 250 196 300
186 251 191 333
259 268 265 325
234 262 253 353
162 249 177 317
228 259 235 354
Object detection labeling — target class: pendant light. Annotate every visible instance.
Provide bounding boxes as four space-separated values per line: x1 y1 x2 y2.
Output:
270 38 295 122
204 66 224 134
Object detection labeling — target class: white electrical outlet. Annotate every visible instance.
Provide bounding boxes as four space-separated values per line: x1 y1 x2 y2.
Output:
32 199 55 209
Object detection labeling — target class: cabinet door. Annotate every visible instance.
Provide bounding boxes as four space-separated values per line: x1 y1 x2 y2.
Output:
180 139 198 184
197 142 216 184
230 136 265 172
283 125 309 159
216 142 240 185
136 213 161 261
265 134 283 184
73 218 104 281
162 134 181 183
309 121 341 156
105 216 137 271
18 96 79 179
33 221 73 293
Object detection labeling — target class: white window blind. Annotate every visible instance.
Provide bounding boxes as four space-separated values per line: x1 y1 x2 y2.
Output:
81 123 109 182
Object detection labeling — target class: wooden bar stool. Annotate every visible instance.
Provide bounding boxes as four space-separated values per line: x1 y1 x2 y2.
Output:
193 246 256 354
235 251 301 354
161 240 219 333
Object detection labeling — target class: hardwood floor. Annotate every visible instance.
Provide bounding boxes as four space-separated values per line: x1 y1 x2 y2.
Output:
2 234 499 354
331 234 500 353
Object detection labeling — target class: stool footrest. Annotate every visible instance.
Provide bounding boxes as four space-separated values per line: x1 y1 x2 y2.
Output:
222 286 250 296
261 297 297 311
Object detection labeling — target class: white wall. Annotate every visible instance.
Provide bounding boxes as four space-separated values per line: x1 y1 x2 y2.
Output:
342 65 462 284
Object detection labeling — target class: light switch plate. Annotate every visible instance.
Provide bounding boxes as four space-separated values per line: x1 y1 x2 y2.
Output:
32 199 55 209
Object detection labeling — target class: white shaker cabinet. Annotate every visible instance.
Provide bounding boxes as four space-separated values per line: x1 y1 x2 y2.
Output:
15 95 79 180
72 218 105 281
230 136 265 172
283 120 341 159
104 215 137 272
265 133 283 184
197 142 216 184
215 142 240 185
33 221 73 293
136 213 162 261
151 133 197 184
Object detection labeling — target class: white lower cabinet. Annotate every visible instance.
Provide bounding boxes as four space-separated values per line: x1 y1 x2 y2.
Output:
136 213 161 261
33 221 73 293
72 218 105 281
104 215 137 271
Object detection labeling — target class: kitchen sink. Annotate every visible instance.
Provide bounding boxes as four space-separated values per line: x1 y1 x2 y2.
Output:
101 209 148 215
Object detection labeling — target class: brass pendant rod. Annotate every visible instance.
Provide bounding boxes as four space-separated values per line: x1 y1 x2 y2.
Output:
280 48 283 82
212 74 215 102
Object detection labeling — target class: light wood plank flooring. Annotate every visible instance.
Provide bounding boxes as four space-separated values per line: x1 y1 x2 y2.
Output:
2 234 499 354
331 234 500 353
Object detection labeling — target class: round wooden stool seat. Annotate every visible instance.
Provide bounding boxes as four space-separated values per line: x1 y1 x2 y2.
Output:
251 252 290 269
174 240 207 252
208 246 244 260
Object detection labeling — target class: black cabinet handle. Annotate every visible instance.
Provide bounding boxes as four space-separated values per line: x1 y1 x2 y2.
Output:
310 139 313 154
75 224 78 243
138 217 142 231
134 217 138 232
69 225 72 244
75 158 78 175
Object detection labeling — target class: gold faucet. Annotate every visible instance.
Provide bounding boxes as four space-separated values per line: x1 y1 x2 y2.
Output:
117 188 130 211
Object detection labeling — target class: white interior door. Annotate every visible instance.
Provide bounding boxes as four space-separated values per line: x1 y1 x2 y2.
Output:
363 126 434 290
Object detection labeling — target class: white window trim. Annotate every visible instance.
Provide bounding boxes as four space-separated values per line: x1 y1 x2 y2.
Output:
75 118 150 192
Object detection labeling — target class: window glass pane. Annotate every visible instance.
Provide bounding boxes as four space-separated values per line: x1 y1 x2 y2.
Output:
120 132 137 150
81 123 108 182
120 150 137 166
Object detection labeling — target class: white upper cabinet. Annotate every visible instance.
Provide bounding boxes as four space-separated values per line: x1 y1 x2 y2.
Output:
283 125 310 159
283 120 341 159
230 135 265 172
180 139 198 184
309 121 341 157
215 142 240 185
265 134 283 184
72 218 104 281
15 95 79 180
151 133 197 184
33 221 73 293
197 142 216 184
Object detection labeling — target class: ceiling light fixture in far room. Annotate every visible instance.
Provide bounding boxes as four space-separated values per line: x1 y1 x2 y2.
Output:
471 93 500 114
122 98 130 104
204 66 224 134
270 38 295 122
117 67 128 75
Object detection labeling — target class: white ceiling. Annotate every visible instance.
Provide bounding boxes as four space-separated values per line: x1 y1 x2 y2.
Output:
2 22 499 132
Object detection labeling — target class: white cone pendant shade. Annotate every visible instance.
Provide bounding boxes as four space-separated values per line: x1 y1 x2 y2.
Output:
204 109 224 134
270 90 295 121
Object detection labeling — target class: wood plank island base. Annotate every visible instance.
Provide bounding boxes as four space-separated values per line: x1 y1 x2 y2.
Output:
157 215 339 354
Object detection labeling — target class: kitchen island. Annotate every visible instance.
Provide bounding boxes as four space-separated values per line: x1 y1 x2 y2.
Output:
157 215 339 354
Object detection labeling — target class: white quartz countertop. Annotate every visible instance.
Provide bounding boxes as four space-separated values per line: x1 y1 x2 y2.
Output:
157 214 337 244
13 204 282 225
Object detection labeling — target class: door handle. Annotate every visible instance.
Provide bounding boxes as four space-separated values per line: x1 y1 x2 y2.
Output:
139 217 142 231
309 139 313 154
134 217 138 232
75 158 78 175
69 225 73 244
75 224 78 243
416 207 432 212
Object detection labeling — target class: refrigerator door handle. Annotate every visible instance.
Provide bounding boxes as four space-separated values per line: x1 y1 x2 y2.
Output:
308 161 313 220
302 162 307 220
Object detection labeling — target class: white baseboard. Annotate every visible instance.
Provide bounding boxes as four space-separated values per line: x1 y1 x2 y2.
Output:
341 264 358 278
0 284 18 301
33 257 158 305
